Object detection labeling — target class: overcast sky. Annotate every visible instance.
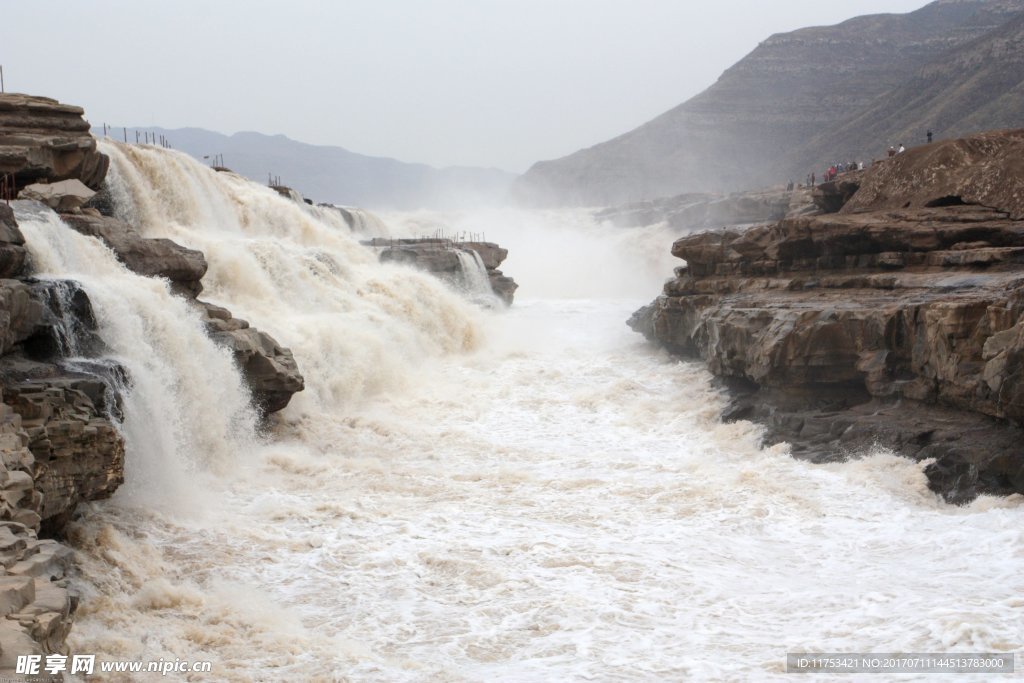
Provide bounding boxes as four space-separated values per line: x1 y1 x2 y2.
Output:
2 0 929 172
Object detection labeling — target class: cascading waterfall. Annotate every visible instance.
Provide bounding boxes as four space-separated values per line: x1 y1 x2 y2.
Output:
24 145 1020 680
454 248 496 302
15 201 257 505
331 204 391 236
100 141 480 415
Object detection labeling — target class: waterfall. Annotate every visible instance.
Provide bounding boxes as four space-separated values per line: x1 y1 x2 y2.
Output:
99 141 481 414
454 248 497 303
15 201 257 505
329 205 391 236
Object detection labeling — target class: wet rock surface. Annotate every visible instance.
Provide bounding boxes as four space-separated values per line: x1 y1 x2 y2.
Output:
196 301 304 415
60 212 208 297
631 130 1024 502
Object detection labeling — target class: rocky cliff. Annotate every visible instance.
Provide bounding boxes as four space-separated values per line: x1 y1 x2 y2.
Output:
515 0 1024 206
0 93 308 669
0 95 108 192
630 129 1024 503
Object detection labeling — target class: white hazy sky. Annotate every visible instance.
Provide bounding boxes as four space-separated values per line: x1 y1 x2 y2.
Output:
1 0 929 172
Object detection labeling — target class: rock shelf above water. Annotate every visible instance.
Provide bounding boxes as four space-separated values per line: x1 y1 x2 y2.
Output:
631 129 1024 503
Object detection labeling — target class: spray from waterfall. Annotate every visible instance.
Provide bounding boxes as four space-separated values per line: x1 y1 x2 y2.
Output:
99 140 482 416
15 201 257 506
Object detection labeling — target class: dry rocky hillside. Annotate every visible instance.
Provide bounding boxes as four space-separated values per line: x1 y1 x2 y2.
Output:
516 0 1024 206
630 129 1024 503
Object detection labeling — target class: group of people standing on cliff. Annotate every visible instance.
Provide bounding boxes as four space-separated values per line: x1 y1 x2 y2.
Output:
806 130 934 187
813 160 864 185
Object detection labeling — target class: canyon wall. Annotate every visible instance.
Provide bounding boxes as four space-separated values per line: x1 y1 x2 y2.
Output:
630 129 1024 503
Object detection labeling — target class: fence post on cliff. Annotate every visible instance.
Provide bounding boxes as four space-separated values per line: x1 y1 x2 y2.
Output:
1 65 5 93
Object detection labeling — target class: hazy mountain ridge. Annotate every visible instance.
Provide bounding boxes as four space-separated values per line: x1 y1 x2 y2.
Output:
92 127 516 210
515 0 1024 206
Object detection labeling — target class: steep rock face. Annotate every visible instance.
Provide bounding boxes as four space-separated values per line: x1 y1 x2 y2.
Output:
60 212 208 297
515 0 1024 206
0 94 109 191
796 11 1024 175
196 302 304 415
631 131 1024 502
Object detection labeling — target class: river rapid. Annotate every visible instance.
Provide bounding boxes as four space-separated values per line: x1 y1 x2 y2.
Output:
19 146 1020 681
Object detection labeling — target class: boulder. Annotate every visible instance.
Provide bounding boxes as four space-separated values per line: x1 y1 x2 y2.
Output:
196 302 304 415
0 94 108 190
17 179 95 212
60 213 207 297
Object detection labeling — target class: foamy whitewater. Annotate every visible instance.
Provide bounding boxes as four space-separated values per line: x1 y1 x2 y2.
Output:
16 143 1022 681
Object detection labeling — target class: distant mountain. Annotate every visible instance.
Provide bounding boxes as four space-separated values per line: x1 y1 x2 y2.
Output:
515 0 1024 206
795 9 1024 171
93 127 516 210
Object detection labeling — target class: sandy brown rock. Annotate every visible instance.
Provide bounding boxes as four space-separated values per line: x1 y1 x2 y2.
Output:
843 129 1024 219
196 302 304 415
0 94 108 191
632 131 1024 502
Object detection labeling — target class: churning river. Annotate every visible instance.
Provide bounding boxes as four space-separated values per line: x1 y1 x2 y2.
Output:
15 144 1024 681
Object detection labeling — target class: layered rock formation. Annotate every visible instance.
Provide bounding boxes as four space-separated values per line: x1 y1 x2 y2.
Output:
0 277 122 670
596 186 816 231
367 238 519 305
630 129 1024 503
515 0 1024 206
0 95 108 191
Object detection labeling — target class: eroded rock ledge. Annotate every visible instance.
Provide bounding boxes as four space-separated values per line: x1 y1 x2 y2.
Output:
0 94 108 191
630 129 1024 503
365 238 518 305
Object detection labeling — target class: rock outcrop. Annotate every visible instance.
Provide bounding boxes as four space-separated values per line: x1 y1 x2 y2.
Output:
60 212 208 297
366 238 519 305
461 241 518 305
196 302 304 415
842 129 1024 219
0 278 124 670
631 129 1024 503
514 0 1024 206
0 94 109 191
0 206 27 280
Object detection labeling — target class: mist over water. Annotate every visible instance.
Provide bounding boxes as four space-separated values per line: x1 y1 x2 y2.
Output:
21 145 1021 680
